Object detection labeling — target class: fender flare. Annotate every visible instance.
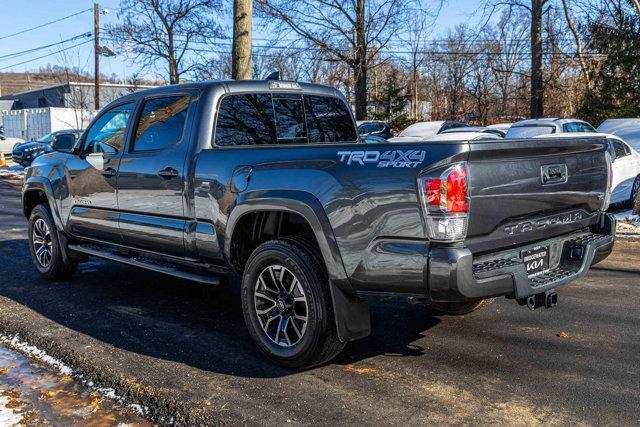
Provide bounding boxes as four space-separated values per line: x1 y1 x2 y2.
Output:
22 177 64 230
225 189 371 342
22 176 74 264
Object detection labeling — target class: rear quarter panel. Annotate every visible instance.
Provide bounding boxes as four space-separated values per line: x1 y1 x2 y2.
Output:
193 142 468 293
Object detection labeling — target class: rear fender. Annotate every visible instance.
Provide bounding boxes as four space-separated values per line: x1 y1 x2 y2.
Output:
226 190 371 342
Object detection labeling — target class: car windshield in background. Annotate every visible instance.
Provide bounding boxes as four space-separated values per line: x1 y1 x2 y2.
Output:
215 93 356 146
37 132 55 144
505 125 555 138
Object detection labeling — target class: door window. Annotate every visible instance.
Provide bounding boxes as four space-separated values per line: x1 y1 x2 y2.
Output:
82 103 134 154
132 95 190 152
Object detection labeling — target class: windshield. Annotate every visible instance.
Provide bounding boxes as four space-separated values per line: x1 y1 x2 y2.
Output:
505 125 555 138
36 132 55 144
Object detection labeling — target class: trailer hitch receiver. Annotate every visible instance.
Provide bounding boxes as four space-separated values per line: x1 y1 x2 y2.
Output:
518 289 558 310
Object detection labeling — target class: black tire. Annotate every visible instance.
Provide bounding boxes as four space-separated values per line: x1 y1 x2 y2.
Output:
627 176 640 209
430 298 494 315
241 239 345 369
28 204 77 279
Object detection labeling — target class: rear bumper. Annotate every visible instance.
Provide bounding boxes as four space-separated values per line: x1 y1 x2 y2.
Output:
428 213 615 302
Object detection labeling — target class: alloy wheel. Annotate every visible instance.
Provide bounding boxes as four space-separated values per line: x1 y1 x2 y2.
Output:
32 218 53 268
254 264 308 348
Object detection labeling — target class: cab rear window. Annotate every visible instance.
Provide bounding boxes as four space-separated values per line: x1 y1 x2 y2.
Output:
214 93 356 146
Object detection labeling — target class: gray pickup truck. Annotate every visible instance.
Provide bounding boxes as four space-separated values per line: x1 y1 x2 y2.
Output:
22 80 615 368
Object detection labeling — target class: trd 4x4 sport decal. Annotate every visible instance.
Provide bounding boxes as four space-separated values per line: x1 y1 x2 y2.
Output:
337 150 426 168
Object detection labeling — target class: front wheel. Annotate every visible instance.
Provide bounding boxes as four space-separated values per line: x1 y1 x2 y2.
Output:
241 240 345 369
28 204 77 279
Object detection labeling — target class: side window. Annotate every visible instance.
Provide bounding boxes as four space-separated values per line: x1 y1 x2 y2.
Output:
358 124 372 135
215 94 276 146
578 122 596 132
304 95 357 143
132 95 189 152
611 140 629 158
82 103 134 155
563 122 595 133
273 96 307 144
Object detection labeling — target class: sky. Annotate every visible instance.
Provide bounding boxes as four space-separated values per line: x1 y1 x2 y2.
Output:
0 0 482 82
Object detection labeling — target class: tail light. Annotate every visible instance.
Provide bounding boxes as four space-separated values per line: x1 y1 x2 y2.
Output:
419 163 469 242
602 151 612 211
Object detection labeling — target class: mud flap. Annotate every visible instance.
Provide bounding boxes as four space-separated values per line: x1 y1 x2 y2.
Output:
329 279 371 342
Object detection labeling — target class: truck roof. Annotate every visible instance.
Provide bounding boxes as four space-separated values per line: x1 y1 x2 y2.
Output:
111 79 343 105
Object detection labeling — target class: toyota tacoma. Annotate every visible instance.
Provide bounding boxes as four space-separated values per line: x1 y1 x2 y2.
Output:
22 80 615 368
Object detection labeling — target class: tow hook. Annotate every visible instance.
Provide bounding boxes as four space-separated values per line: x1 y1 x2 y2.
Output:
518 289 558 310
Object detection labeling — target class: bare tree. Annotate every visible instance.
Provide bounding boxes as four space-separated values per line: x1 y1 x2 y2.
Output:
561 0 590 89
256 0 414 120
108 0 224 84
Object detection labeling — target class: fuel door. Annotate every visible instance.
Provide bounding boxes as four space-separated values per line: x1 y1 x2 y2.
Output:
230 165 253 193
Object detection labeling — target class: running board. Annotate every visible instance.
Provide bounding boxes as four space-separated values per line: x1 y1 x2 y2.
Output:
68 243 221 285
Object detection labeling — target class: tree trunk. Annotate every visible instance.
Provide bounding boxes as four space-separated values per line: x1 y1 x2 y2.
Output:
353 0 367 120
530 0 544 118
232 0 253 80
167 31 179 84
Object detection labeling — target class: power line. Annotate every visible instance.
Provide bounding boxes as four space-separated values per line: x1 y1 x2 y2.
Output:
0 8 92 41
0 33 92 62
0 40 93 71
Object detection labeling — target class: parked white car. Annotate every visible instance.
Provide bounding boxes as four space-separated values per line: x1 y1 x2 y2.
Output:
597 118 640 152
0 135 25 154
535 132 640 206
505 118 596 138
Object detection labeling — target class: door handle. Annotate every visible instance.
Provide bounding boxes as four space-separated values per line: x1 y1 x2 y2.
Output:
158 167 179 179
102 167 117 178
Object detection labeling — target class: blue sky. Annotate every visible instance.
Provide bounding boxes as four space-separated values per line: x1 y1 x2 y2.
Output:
0 0 481 81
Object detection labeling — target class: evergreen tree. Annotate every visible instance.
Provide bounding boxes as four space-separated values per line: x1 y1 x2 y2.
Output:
372 68 411 131
578 3 640 125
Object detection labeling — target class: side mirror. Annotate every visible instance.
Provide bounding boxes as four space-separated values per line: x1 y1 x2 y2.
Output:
52 133 77 153
0 135 5 141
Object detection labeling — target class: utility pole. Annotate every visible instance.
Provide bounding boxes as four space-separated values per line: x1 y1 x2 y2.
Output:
94 2 100 110
231 0 253 80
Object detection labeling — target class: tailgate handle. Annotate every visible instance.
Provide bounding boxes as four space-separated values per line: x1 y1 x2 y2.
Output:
541 164 567 184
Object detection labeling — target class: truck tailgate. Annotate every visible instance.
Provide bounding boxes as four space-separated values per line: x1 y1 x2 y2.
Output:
465 136 609 254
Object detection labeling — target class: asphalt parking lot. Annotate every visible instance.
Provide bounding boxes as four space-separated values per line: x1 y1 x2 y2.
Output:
0 178 638 425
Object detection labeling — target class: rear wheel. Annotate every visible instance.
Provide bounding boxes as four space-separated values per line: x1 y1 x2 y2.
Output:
241 239 344 369
28 204 77 279
430 298 494 315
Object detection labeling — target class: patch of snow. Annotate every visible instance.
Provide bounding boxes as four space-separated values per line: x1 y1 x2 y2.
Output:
0 394 23 426
613 209 640 235
0 334 73 376
0 165 25 180
0 334 149 418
